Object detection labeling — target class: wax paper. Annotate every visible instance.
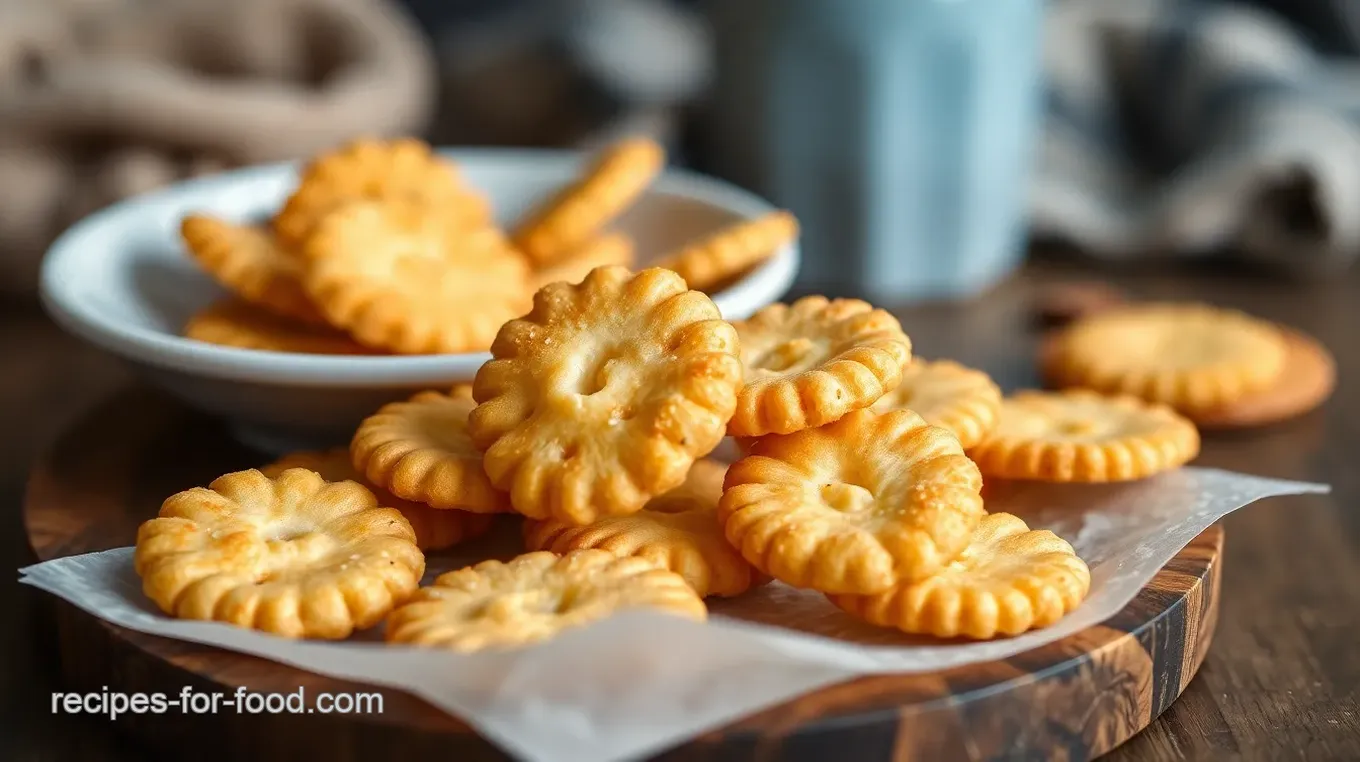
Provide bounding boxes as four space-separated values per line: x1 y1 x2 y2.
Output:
19 467 1327 762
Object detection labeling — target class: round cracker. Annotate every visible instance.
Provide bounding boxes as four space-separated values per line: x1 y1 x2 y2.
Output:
1189 328 1335 429
181 214 324 324
870 358 1002 449
967 390 1200 482
720 409 986 593
469 266 743 525
183 299 379 355
275 138 489 248
1043 302 1287 414
303 199 531 355
523 460 765 598
828 512 1091 640
728 295 912 437
385 550 706 652
134 468 424 639
350 387 512 514
262 449 494 551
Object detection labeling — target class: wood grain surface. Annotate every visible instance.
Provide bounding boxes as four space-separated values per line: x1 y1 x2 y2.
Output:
4 256 1357 760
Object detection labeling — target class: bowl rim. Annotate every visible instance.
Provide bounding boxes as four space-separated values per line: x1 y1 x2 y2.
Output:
39 147 799 387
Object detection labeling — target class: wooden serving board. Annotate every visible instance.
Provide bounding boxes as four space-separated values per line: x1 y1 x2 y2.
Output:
23 390 1223 761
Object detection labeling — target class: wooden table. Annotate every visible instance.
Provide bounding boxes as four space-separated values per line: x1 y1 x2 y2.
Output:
3 256 1357 760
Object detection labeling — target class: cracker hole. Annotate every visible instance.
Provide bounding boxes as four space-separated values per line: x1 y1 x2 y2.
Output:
755 338 815 372
1057 420 1097 436
820 482 874 513
581 353 622 396
266 523 316 543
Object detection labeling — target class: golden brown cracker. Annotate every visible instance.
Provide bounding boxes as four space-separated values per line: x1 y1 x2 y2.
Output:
181 214 324 324
275 137 489 248
1188 327 1335 429
182 298 378 355
654 211 798 293
350 387 512 514
523 460 764 597
967 389 1200 482
728 296 912 437
529 232 636 290
512 138 664 266
1044 303 1287 414
720 409 986 594
262 449 493 551
384 550 706 651
134 468 424 639
829 513 1091 639
303 199 530 355
469 266 743 525
871 358 1002 449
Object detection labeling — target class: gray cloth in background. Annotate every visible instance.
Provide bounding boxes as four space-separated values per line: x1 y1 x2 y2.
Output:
1035 0 1360 274
1247 0 1360 56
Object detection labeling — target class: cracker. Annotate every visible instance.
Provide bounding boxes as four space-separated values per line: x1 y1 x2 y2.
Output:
133 468 425 639
303 199 531 355
654 211 798 293
728 296 912 437
182 298 378 355
720 409 985 594
511 138 664 266
828 513 1091 639
529 232 636 291
262 449 493 551
1189 327 1335 429
181 214 323 324
275 138 489 248
523 459 764 598
350 386 511 514
870 358 1002 449
967 389 1200 482
469 266 743 525
1044 303 1287 414
385 550 706 652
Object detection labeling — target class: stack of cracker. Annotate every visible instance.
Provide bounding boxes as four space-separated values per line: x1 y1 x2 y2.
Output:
178 137 797 356
143 136 1322 652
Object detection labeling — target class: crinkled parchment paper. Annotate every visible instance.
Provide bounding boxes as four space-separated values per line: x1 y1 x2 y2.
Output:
19 467 1326 762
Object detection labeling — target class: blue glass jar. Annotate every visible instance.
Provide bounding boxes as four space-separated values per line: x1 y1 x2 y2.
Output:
702 0 1044 302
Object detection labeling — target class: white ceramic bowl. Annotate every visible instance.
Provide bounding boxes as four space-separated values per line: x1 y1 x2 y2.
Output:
40 149 799 453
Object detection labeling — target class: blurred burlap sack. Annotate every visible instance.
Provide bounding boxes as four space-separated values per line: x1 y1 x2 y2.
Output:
0 0 435 297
